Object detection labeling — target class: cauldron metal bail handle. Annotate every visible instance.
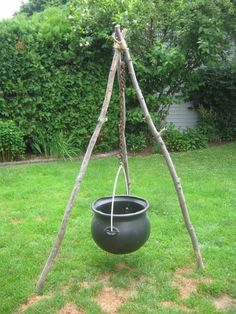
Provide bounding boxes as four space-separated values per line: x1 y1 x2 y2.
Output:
110 164 129 232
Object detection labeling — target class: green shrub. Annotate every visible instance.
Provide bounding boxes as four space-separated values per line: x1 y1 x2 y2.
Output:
190 65 236 141
1 1 234 154
126 131 146 152
162 124 208 152
197 105 221 142
152 140 161 154
0 120 25 161
31 130 80 159
0 8 120 153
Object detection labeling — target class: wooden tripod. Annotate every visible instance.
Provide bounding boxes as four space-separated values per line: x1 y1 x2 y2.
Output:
36 25 204 290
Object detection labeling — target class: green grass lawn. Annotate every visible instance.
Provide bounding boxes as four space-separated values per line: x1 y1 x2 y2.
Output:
0 143 236 314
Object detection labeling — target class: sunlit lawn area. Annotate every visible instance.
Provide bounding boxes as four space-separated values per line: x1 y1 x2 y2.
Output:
0 142 236 313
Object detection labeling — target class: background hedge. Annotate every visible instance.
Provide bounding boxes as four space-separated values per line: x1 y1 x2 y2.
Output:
0 121 25 161
0 9 122 153
0 1 235 156
190 64 236 141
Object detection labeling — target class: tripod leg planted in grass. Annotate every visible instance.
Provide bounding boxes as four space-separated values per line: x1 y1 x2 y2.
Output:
115 25 204 270
36 49 121 290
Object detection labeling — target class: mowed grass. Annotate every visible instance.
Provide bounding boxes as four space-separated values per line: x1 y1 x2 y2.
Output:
0 142 236 314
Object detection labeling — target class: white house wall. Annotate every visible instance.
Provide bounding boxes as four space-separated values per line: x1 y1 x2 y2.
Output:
165 102 199 130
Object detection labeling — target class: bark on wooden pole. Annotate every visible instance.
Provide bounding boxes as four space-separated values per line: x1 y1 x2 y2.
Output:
117 55 131 193
115 25 204 269
36 49 121 290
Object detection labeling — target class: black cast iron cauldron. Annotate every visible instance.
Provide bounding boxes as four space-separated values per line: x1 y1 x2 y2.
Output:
91 195 150 254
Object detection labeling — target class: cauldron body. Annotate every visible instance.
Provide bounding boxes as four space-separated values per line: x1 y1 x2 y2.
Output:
91 195 150 254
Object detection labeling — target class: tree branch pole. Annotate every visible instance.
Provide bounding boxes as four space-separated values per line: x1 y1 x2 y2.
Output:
36 48 121 290
117 54 131 193
116 25 204 269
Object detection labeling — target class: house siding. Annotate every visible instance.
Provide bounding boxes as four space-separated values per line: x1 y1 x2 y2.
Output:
165 102 199 130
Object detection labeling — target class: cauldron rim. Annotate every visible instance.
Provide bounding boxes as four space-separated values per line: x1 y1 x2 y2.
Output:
92 195 149 218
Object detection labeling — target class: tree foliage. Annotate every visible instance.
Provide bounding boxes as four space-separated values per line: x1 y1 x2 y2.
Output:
69 0 235 121
190 63 236 141
0 0 235 153
0 121 25 161
0 8 118 152
19 0 68 16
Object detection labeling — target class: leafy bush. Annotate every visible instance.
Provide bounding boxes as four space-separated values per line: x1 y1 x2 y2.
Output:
0 121 25 161
126 131 146 152
0 8 119 154
19 0 68 16
190 65 236 141
126 107 149 151
197 105 221 142
0 1 235 155
32 131 80 159
162 124 208 152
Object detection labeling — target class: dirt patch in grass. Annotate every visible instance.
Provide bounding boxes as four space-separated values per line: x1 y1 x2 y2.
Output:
116 261 134 272
173 267 212 300
76 269 143 313
213 294 236 310
95 285 137 314
19 294 51 312
162 301 193 312
166 266 211 311
173 275 199 300
95 287 125 314
59 303 85 314
94 270 141 313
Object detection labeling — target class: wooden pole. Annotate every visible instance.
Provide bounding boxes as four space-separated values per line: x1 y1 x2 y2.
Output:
117 55 131 193
36 48 121 290
115 25 204 269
